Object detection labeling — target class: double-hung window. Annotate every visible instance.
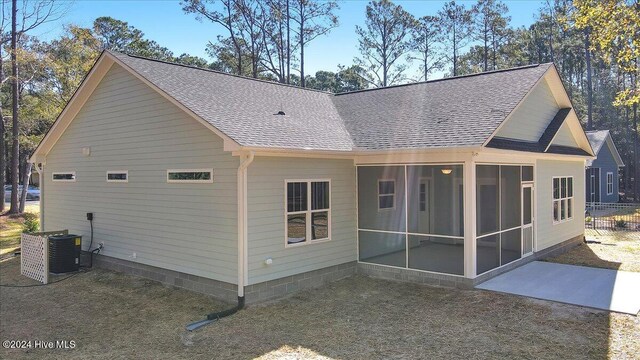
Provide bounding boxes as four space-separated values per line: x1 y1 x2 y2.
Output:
378 180 395 210
553 176 573 223
607 172 614 195
286 180 330 246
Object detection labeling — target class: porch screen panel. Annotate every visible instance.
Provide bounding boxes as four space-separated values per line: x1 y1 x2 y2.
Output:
358 231 406 267
500 166 521 230
357 166 406 232
408 235 464 275
407 165 464 237
476 234 499 274
476 165 499 236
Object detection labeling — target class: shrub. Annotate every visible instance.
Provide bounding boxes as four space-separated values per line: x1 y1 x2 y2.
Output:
585 216 592 223
22 213 40 234
615 219 627 229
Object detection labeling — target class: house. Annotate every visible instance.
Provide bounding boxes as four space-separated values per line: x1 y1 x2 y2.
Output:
585 130 625 203
29 51 594 304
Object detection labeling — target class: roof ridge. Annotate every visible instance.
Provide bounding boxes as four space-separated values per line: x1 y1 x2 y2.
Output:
107 50 333 95
334 63 547 96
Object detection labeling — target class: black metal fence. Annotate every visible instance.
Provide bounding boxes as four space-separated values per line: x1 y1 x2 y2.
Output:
585 202 640 231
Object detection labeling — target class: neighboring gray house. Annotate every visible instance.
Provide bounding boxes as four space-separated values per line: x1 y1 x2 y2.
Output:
30 51 594 304
585 130 625 203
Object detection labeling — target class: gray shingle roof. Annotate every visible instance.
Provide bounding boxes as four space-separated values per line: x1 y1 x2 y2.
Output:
111 51 554 152
333 64 552 150
111 51 354 151
585 130 609 155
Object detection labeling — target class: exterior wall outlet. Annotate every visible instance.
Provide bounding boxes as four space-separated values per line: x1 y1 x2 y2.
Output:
132 252 137 259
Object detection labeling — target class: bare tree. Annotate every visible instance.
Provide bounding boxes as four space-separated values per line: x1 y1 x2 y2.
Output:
438 0 474 77
2 0 67 214
355 0 414 87
182 0 245 75
290 0 338 87
472 0 509 71
409 15 444 81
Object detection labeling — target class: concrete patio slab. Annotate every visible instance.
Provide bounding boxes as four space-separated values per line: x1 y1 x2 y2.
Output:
476 261 640 315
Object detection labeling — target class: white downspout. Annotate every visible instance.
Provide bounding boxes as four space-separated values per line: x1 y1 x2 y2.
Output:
237 151 254 298
34 162 44 231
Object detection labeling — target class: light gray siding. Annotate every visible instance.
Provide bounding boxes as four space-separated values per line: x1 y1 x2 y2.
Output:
496 78 559 142
551 122 579 148
246 157 357 285
43 64 239 283
535 160 585 251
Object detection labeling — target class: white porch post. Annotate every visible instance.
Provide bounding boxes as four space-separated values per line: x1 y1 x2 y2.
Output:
463 152 477 278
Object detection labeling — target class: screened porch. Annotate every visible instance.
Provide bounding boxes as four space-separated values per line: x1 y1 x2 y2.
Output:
356 163 535 278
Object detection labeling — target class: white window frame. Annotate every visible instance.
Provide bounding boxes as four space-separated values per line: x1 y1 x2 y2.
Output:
284 179 331 248
552 176 574 224
166 169 213 183
377 179 396 211
606 172 614 195
106 170 128 183
52 172 76 182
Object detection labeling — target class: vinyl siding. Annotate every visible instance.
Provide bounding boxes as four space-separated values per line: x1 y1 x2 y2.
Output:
496 78 559 142
550 122 579 148
589 140 620 203
43 64 239 283
535 160 585 251
246 157 357 284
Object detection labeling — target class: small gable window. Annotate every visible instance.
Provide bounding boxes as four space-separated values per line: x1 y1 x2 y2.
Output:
52 172 76 182
107 171 128 183
167 169 213 183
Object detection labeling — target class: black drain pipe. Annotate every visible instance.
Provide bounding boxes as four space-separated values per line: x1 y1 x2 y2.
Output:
186 295 245 331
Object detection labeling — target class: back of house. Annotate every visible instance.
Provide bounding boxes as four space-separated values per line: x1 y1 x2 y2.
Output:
30 51 594 303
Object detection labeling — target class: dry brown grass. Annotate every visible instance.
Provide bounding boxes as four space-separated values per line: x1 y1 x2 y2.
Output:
548 230 640 272
1 256 638 359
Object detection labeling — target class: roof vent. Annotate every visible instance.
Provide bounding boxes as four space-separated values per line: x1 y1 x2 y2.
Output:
274 110 286 116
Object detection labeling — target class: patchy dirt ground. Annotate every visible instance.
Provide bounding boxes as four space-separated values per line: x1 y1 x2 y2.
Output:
548 230 640 272
1 256 638 359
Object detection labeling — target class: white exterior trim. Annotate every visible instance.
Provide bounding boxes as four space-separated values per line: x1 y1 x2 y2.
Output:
606 172 614 195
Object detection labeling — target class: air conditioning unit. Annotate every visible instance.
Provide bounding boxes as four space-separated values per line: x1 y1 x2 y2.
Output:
48 234 81 274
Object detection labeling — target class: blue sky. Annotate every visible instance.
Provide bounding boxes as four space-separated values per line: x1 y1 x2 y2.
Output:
36 0 546 76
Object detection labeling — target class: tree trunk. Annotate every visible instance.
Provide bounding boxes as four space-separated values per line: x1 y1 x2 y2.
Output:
483 22 488 72
0 52 5 213
19 161 32 213
299 15 305 87
634 102 639 202
9 0 19 214
286 0 290 84
585 29 593 130
452 24 457 76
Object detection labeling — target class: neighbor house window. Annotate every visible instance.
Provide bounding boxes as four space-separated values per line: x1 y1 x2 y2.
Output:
607 172 614 195
52 172 76 182
378 180 395 210
167 169 213 183
107 170 128 183
553 176 573 223
286 180 331 246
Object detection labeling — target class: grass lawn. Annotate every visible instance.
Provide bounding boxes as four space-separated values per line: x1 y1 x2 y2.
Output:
0 204 39 256
1 252 638 359
547 230 640 272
